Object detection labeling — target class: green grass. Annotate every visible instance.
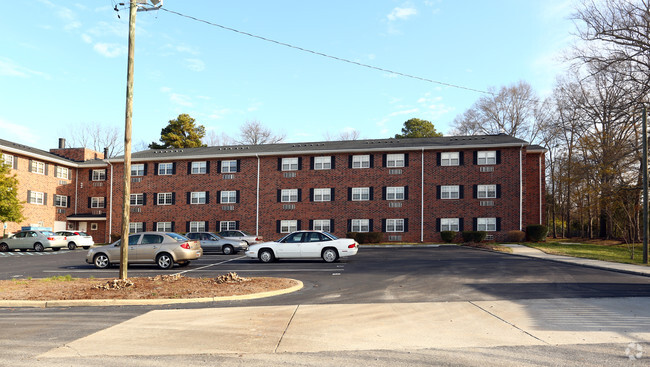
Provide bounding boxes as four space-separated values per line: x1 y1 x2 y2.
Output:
526 242 649 266
43 275 75 282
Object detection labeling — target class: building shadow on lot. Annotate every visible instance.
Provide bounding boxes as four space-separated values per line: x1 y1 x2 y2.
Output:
467 282 650 300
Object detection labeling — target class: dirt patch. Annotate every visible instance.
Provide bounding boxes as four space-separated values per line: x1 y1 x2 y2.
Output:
0 273 299 301
462 242 513 253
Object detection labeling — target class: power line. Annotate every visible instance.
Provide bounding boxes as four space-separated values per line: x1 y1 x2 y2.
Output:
159 7 494 96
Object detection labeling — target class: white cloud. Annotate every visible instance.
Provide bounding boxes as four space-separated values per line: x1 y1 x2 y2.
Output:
169 93 194 107
160 86 172 93
81 34 92 44
0 117 40 144
389 108 420 117
185 58 205 72
0 57 49 79
93 43 124 58
387 7 418 21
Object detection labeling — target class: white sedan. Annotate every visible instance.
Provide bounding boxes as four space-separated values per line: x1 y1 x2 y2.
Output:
246 230 359 263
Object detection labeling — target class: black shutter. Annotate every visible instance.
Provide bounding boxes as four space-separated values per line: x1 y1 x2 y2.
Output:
459 218 465 232
236 159 241 172
497 184 502 198
347 219 352 232
154 163 159 175
473 218 478 231
102 197 106 208
369 219 374 232
44 164 49 176
330 219 335 233
187 192 191 204
143 193 147 206
309 188 314 202
496 150 502 164
277 158 282 171
67 196 71 208
331 188 335 201
496 218 502 231
43 193 48 205
473 185 477 199
27 190 31 202
142 223 147 232
381 219 386 232
236 190 240 203
436 218 441 232
88 197 91 208
310 157 315 170
154 193 158 205
404 153 409 167
171 192 176 205
153 222 157 231
205 221 209 231
473 151 478 165
206 191 210 204
277 190 281 202
459 186 464 199
206 161 210 174
217 161 222 173
88 169 92 180
348 187 352 201
186 222 190 233
459 152 464 166
12 157 18 170
297 189 302 202
404 186 409 200
143 163 148 176
172 162 176 175
276 220 281 233
309 220 314 230
382 154 387 167
382 187 387 200
331 157 335 170
298 157 302 170
369 155 374 168
217 191 221 203
436 185 441 199
171 221 175 232
436 152 441 166
404 218 409 232
348 155 353 168
235 221 240 230
187 162 192 175
297 220 302 230
369 187 374 201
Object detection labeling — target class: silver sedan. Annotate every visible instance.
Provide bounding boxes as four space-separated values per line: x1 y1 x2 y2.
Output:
0 230 67 252
186 232 248 254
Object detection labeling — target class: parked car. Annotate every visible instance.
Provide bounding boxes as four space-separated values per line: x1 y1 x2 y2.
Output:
86 232 202 269
217 230 263 245
246 230 359 263
56 231 94 250
0 230 67 252
186 232 248 254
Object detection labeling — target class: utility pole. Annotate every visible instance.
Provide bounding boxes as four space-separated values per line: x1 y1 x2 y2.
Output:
120 0 137 280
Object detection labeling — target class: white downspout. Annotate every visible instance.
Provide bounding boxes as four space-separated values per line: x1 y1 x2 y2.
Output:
106 160 114 244
421 148 424 242
256 154 260 236
74 170 78 215
519 145 524 230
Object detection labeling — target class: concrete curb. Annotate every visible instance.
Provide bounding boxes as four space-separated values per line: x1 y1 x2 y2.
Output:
0 280 303 308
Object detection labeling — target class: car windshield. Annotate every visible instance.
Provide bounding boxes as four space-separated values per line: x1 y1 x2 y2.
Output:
78 232 89 236
323 232 338 240
41 231 56 236
166 232 188 242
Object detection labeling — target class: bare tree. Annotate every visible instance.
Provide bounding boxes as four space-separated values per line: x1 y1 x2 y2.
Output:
450 81 543 144
63 123 124 157
323 129 361 141
236 120 285 145
203 130 234 146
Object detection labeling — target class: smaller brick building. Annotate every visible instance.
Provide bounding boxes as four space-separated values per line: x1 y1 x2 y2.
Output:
1 135 545 243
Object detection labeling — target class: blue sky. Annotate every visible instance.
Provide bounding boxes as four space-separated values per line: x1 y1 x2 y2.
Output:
1 0 576 150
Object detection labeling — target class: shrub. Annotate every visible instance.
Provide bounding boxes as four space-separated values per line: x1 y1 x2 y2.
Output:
347 232 382 243
506 230 526 242
462 231 487 243
440 231 457 243
110 233 121 243
526 225 548 242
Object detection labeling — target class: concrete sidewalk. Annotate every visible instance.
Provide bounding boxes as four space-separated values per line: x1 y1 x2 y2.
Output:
502 244 650 277
39 297 650 358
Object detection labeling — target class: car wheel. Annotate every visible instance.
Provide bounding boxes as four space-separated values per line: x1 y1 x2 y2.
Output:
52 247 61 252
0 243 8 252
156 253 174 270
34 243 45 252
94 253 110 269
222 245 234 255
259 249 274 263
322 248 339 263
68 242 77 250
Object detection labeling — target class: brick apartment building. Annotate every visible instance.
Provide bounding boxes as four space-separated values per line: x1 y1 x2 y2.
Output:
0 135 546 243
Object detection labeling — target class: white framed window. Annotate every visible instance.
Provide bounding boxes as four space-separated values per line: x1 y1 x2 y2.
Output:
220 191 237 204
281 189 298 203
386 154 405 168
158 162 173 175
477 184 497 199
130 193 143 206
191 161 207 174
92 169 106 181
386 187 405 200
220 221 237 231
441 185 460 199
191 191 207 204
441 218 460 232
313 219 331 232
190 221 206 232
314 156 331 170
441 152 460 166
157 222 172 232
477 218 497 232
386 218 405 232
352 187 370 201
91 197 105 208
129 222 143 233
280 220 298 233
351 219 370 232
56 166 69 179
282 157 299 171
477 151 497 165
157 192 173 205
131 164 145 176
2 154 14 167
33 161 45 175
54 195 68 208
29 191 45 205
313 188 331 202
352 155 370 169
221 160 237 173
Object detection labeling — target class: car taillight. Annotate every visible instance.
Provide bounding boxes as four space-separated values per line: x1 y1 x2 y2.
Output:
348 243 357 248
180 243 190 249
255 237 261 241
47 237 55 241
74 232 80 235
